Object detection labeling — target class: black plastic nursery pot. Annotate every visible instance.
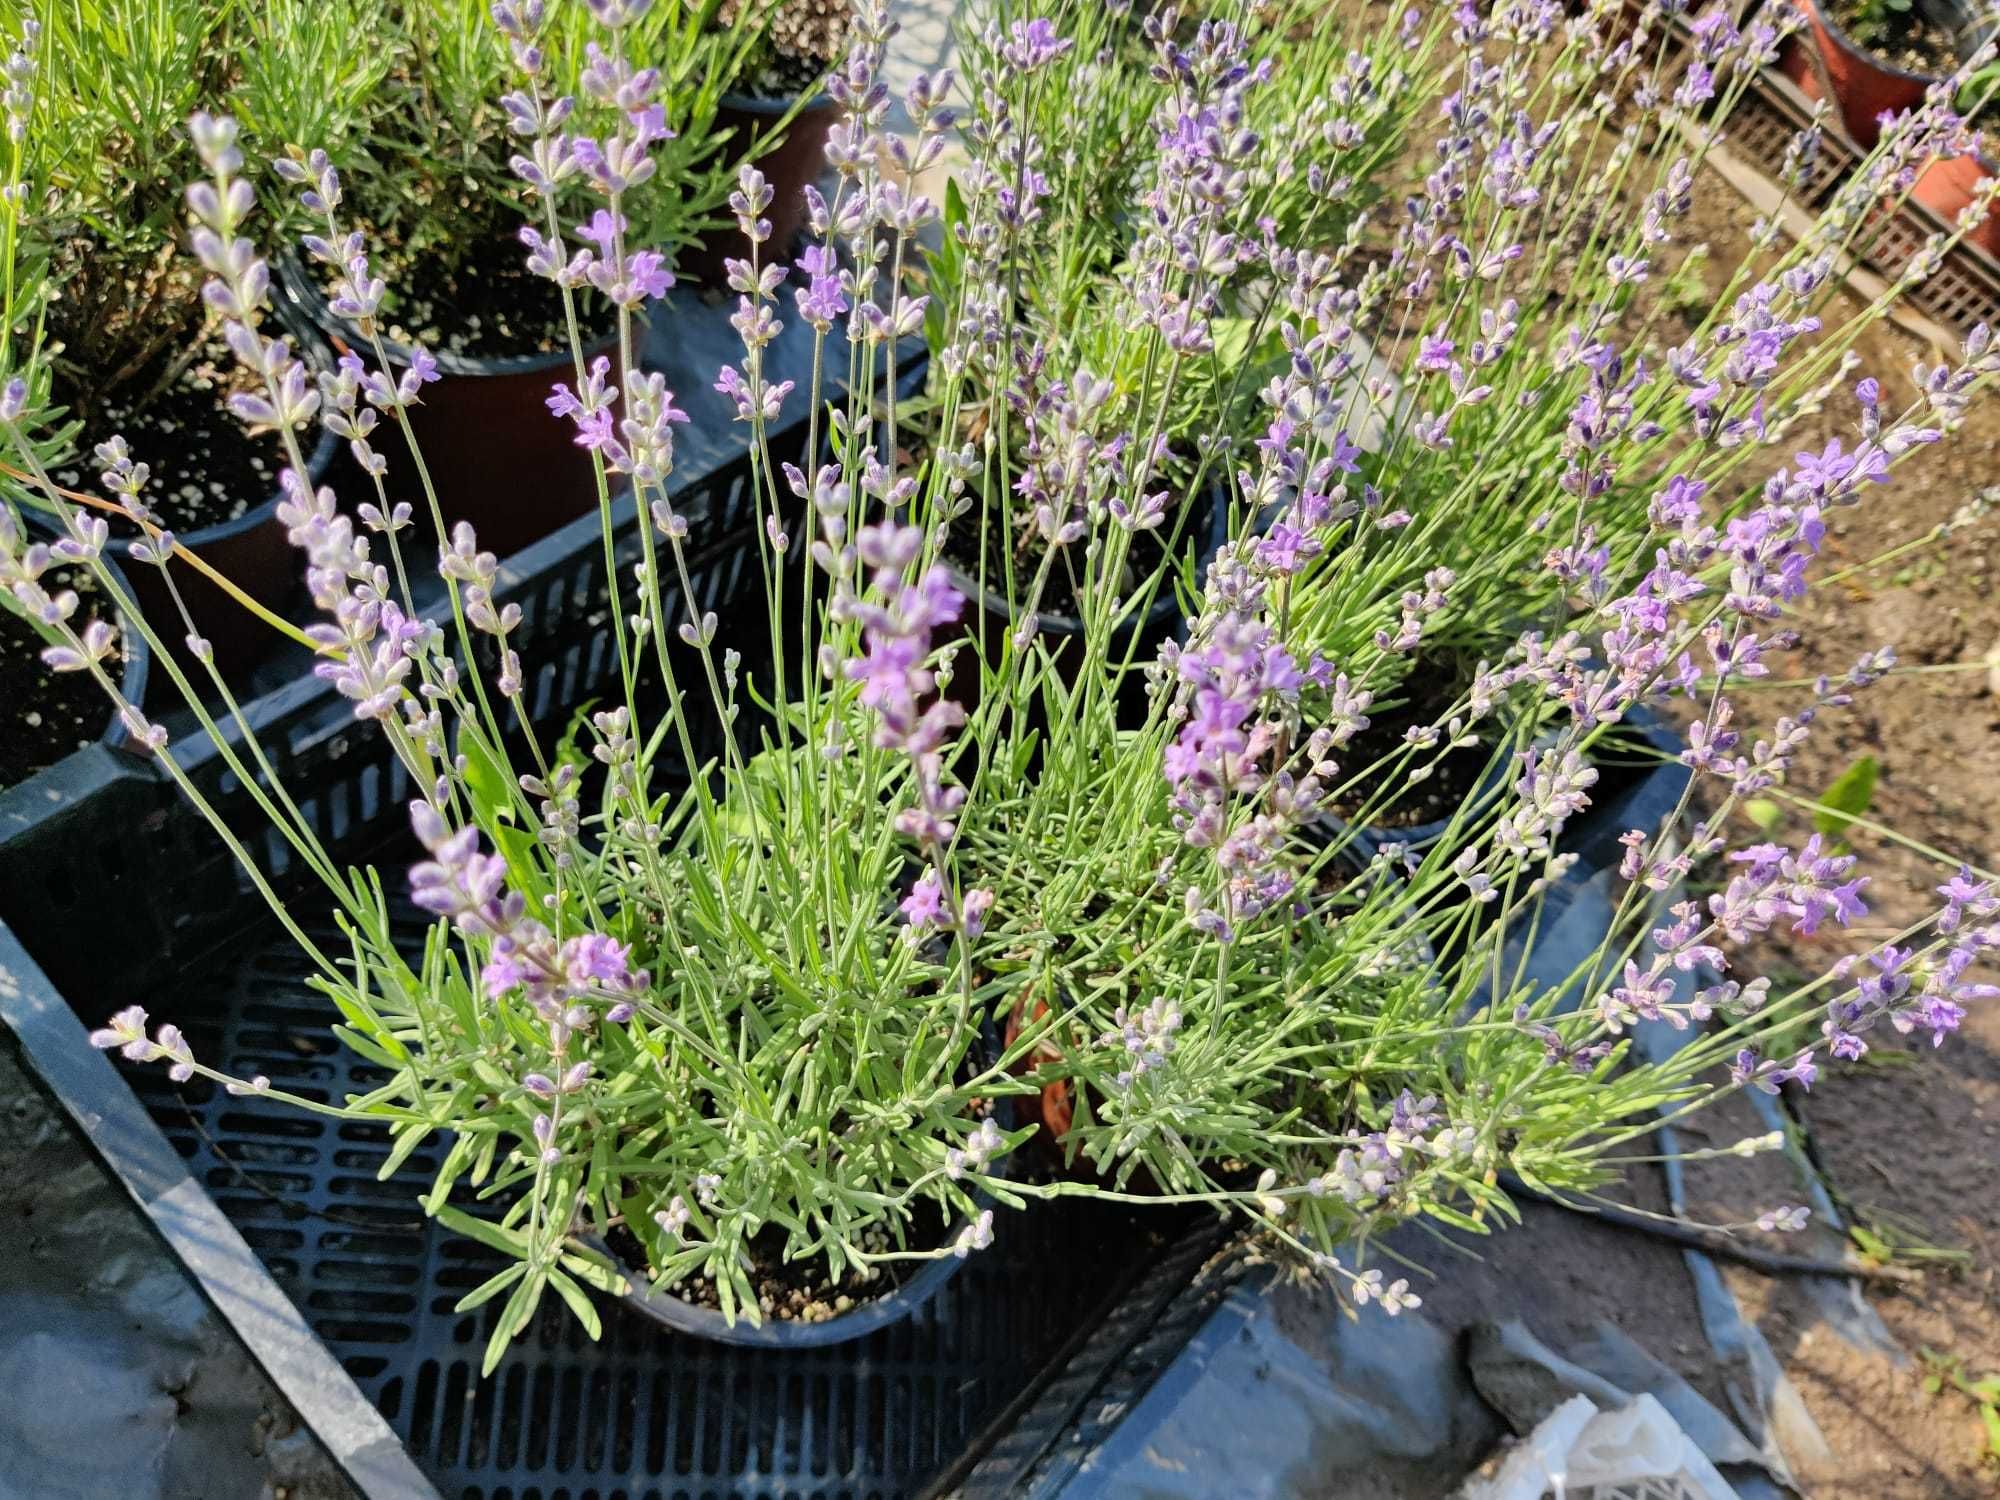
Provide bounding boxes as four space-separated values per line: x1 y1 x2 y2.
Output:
22 380 343 685
612 1230 983 1350
1319 668 1689 860
277 257 639 561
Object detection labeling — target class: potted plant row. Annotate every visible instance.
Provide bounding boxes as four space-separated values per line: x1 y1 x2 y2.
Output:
1 0 1994 1401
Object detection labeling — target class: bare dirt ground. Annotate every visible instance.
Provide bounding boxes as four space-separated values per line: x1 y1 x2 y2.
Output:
1674 163 2000 1496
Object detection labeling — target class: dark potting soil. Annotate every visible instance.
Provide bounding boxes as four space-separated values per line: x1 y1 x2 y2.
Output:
606 1199 956 1326
1830 0 1963 74
942 505 1185 627
0 565 122 787
358 231 589 362
50 325 289 537
1328 702 1498 830
736 51 831 102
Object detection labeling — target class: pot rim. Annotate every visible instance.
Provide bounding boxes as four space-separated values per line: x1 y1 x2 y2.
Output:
274 251 626 380
719 86 838 116
602 1215 986 1348
1792 0 2000 89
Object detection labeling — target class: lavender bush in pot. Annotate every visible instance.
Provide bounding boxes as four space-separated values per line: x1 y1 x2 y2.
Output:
275 0 770 558
0 1 370 677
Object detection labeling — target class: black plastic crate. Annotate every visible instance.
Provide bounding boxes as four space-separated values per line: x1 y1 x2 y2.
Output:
110 907 1164 1500
0 376 790 1002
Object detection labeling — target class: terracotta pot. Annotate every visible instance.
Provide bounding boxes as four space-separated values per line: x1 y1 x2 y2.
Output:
682 90 840 284
1913 143 2000 258
1777 0 1987 149
278 257 636 560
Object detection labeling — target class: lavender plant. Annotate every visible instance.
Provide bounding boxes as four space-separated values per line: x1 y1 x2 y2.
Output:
922 0 1450 639
0 0 383 535
884 0 2000 1282
0 0 227 441
323 0 769 350
4 0 1031 1364
1260 4 1997 770
3 0 1997 1364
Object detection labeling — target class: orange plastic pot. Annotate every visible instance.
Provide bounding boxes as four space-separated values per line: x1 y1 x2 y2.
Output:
1778 0 1933 148
1005 986 1076 1142
1913 144 2000 258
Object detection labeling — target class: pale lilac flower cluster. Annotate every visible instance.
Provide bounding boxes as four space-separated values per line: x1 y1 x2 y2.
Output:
0 508 117 680
1010 369 1151 547
1159 556 1350 941
952 1209 996 1258
87 1005 196 1083
944 1117 1004 1180
814 0 953 367
830 524 963 827
1495 311 2000 1087
1100 998 1182 1091
277 151 446 523
1308 1091 1478 1213
711 166 798 431
501 1 676 312
273 469 458 778
84 1001 269 1095
409 802 645 1044
813 510 996 937
1351 1269 1422 1314
1125 17 1268 358
1 18 36 144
